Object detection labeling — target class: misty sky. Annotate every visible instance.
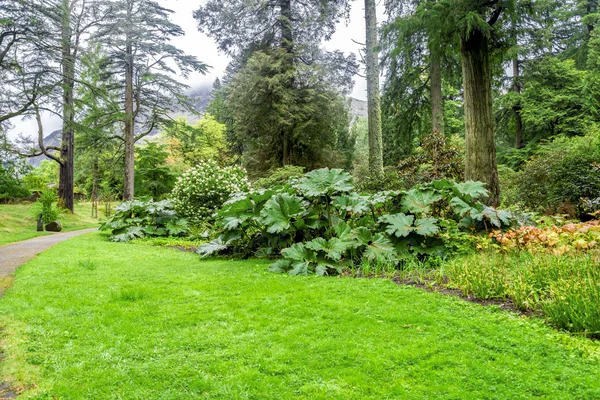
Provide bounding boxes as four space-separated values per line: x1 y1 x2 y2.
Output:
7 0 379 139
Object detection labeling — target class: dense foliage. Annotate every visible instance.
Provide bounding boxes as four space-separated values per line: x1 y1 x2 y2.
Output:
36 190 59 224
500 131 600 216
100 198 189 242
171 161 250 224
198 168 514 275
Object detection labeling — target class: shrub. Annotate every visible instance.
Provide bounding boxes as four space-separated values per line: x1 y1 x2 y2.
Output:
396 131 464 189
0 161 31 202
503 132 600 217
36 189 59 224
253 165 305 188
198 168 515 275
354 166 404 193
100 198 189 242
171 161 250 224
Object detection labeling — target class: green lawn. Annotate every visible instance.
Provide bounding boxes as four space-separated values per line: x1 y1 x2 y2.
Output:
0 233 599 399
0 202 101 246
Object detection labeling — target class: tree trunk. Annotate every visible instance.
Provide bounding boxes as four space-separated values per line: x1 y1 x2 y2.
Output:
58 0 74 212
461 30 500 207
278 0 294 166
429 41 444 135
512 57 523 149
123 38 135 201
365 0 383 175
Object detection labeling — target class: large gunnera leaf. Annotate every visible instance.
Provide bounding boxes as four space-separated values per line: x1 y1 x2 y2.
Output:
379 213 414 238
453 181 488 200
260 193 307 234
295 168 353 197
401 189 442 215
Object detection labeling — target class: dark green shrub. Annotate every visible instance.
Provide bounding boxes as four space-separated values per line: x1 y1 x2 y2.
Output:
198 168 515 275
396 131 464 189
253 165 305 188
0 161 31 202
503 133 600 216
100 198 189 242
354 166 404 193
36 190 59 224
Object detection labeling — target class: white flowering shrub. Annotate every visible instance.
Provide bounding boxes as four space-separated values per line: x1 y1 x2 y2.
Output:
172 161 250 224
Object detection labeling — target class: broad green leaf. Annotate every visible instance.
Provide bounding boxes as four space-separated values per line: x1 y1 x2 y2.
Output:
305 237 355 261
269 259 292 273
260 193 306 233
281 243 314 262
401 189 442 214
454 181 488 200
414 217 440 236
352 228 396 262
362 233 396 262
380 213 415 238
450 197 477 217
294 168 353 197
332 194 369 215
289 261 311 275
197 237 229 257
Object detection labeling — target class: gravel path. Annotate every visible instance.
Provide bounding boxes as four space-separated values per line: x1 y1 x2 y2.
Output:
0 228 98 276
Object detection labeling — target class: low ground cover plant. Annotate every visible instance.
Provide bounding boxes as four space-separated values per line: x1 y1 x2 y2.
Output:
198 168 514 275
100 198 189 242
490 220 600 255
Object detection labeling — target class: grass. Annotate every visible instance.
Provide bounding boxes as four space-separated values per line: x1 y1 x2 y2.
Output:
0 202 102 246
0 233 599 398
426 251 600 337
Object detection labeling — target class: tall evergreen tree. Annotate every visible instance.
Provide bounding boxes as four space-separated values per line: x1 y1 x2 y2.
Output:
97 0 207 200
194 0 356 173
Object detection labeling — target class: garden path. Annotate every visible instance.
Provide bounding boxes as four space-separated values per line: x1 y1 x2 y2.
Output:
0 229 98 277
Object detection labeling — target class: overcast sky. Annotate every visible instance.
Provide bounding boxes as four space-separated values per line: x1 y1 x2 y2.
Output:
7 0 380 140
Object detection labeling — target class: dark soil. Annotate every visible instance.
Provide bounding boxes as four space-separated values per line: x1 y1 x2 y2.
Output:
389 276 541 317
343 272 542 318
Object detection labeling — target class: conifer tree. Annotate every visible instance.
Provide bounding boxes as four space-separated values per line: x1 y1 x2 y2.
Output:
98 0 207 200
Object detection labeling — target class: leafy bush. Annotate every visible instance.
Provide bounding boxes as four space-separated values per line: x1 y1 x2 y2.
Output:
253 166 305 188
36 189 59 224
100 198 189 242
502 132 600 217
354 166 404 193
0 161 31 201
171 161 250 224
198 168 515 275
396 131 464 189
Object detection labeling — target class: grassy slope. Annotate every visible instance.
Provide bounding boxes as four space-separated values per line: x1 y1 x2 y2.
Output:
0 202 101 246
0 233 599 399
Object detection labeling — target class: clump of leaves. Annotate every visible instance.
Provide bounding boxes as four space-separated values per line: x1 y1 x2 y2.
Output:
36 189 59 224
197 168 516 276
397 131 464 189
490 219 600 255
100 198 189 242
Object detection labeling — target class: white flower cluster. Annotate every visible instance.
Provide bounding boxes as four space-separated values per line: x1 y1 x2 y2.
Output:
171 161 250 224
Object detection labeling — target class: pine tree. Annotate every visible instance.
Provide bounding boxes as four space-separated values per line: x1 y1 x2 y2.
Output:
97 0 207 200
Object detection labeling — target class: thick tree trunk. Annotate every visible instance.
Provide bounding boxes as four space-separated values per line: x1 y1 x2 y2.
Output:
279 0 294 166
461 30 500 207
512 57 523 149
365 0 383 175
123 39 135 201
429 41 444 135
58 0 74 212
